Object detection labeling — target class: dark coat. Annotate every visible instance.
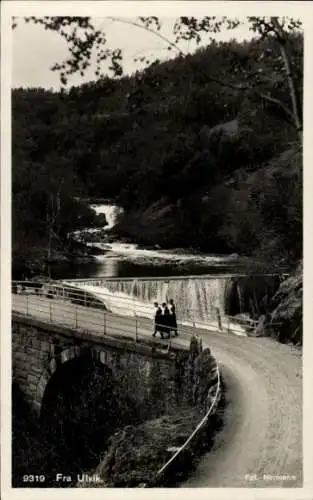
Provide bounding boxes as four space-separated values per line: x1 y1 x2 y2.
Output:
169 303 177 329
161 305 171 335
154 306 163 330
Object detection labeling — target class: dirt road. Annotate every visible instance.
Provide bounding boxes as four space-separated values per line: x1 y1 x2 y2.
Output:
182 330 302 487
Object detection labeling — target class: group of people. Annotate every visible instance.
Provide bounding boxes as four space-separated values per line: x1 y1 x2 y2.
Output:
153 299 178 339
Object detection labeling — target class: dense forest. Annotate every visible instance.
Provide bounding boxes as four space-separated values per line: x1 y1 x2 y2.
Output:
12 30 303 274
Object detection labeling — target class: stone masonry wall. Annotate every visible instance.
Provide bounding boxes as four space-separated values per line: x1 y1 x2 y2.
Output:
12 316 179 418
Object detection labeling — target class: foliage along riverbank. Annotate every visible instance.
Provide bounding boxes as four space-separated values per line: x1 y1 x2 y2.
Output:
12 205 107 279
112 145 301 266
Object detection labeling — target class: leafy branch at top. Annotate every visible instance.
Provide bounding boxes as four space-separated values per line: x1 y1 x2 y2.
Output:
13 16 303 138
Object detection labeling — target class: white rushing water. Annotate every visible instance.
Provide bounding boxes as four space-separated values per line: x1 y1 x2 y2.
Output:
90 204 123 231
64 273 248 336
87 204 236 266
94 242 228 264
64 281 246 336
103 277 228 319
67 203 247 335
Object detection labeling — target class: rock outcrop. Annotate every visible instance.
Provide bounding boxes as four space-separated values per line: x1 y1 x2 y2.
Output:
255 263 302 345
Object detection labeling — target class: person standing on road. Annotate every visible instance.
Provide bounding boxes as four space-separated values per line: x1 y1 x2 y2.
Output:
153 302 163 338
162 302 171 338
168 298 178 337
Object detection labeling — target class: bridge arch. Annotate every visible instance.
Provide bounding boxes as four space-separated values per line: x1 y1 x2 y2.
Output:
34 344 117 417
38 349 120 473
12 316 181 443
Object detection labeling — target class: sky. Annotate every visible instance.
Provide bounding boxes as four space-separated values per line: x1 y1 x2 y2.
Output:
12 17 253 90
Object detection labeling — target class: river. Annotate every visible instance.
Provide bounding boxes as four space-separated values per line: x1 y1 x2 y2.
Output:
53 203 278 280
48 203 286 329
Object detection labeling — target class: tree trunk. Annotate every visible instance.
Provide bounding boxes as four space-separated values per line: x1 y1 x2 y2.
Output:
271 18 302 142
279 42 302 140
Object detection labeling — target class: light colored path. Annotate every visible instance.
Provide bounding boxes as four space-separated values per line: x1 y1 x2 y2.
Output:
12 294 302 488
183 330 302 487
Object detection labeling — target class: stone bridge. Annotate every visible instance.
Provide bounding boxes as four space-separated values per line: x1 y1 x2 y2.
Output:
12 313 189 420
12 280 220 487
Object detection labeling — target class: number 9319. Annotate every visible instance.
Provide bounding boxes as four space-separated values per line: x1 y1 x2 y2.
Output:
22 475 45 483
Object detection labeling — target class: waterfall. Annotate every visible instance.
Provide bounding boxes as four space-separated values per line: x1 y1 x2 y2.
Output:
103 277 228 322
63 273 283 329
65 277 229 325
90 204 123 230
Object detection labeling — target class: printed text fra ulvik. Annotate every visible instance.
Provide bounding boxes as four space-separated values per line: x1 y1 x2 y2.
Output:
55 473 104 483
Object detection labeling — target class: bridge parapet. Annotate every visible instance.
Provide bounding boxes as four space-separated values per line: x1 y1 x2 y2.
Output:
12 280 193 347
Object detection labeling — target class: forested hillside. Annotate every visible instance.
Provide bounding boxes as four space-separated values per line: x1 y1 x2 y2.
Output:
12 31 303 270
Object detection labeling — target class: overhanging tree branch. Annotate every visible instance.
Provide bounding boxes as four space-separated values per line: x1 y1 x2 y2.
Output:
107 17 183 56
253 90 298 125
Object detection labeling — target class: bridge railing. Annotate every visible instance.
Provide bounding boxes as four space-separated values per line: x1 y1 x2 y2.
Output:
11 281 205 349
61 278 263 335
11 280 258 337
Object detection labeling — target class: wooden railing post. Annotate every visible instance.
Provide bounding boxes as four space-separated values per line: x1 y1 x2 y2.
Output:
104 311 106 335
216 307 222 331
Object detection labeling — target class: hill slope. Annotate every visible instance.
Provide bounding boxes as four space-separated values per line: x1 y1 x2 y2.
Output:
12 33 302 264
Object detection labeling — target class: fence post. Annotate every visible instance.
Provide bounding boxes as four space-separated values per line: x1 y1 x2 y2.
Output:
26 294 29 316
49 301 52 322
216 307 222 331
135 314 138 342
104 311 106 335
167 336 172 352
75 306 78 329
